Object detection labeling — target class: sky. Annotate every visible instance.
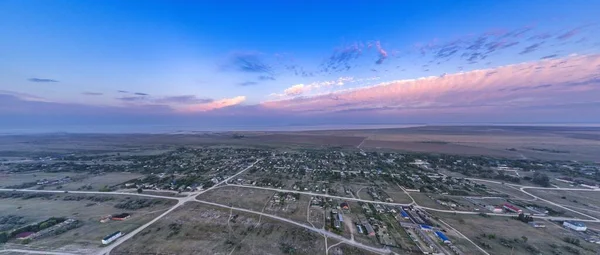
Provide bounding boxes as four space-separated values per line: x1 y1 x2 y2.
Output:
1 0 600 131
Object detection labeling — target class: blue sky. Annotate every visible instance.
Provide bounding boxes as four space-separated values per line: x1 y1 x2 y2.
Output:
1 0 599 130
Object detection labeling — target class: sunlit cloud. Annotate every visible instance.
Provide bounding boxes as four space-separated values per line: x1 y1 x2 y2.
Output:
271 77 380 98
261 54 600 114
183 96 246 112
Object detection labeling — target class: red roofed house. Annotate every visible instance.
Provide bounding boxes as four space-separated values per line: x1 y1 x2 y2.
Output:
503 203 522 213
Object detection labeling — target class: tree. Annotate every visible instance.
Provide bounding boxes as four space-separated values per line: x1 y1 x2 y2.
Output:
0 232 8 243
137 188 143 193
532 172 550 187
521 235 528 243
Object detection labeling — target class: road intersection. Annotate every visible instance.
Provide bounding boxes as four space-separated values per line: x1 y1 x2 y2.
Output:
2 163 600 255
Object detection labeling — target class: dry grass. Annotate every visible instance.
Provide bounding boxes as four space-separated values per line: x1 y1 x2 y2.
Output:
0 194 173 254
112 202 326 255
433 213 598 255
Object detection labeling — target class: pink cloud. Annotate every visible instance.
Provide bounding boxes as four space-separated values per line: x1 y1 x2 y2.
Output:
273 77 356 97
182 96 246 112
261 54 600 114
375 41 388 64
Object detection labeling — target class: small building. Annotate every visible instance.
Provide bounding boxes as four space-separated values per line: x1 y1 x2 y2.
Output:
400 210 410 219
529 221 546 228
503 203 522 213
100 216 111 223
356 224 364 234
337 212 344 223
563 221 587 231
102 231 123 245
486 205 503 213
111 213 131 221
420 224 433 232
15 232 35 240
340 202 350 210
435 231 451 244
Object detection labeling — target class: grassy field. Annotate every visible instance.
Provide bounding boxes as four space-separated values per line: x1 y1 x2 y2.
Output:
112 202 326 255
409 192 452 210
433 213 598 255
0 193 174 254
0 172 81 188
198 186 276 212
527 189 600 219
58 172 144 191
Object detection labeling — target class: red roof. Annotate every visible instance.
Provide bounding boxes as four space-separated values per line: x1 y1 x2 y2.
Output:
503 203 521 211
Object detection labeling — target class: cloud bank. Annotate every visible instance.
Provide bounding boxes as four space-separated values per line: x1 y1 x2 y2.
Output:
261 54 600 115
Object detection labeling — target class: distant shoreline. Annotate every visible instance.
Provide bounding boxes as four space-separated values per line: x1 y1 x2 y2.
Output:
1 123 600 135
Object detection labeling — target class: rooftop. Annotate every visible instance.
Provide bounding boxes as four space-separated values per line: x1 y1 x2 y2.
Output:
565 221 586 227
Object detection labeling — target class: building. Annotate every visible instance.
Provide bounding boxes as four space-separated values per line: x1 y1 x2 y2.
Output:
111 213 131 221
435 231 451 244
102 231 123 245
503 203 522 213
334 220 341 229
400 210 410 219
337 212 344 222
356 224 364 234
340 202 350 210
526 206 548 216
563 221 587 231
100 216 111 223
528 221 546 228
364 223 376 236
486 205 503 213
420 224 433 232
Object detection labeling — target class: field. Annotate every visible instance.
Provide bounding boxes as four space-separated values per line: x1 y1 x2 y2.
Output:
527 189 600 219
0 172 81 188
199 186 313 223
1 126 598 161
112 202 326 255
0 193 174 254
434 214 598 255
409 192 450 210
59 172 144 191
198 186 276 213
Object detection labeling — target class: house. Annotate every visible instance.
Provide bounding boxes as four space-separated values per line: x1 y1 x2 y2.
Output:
102 231 123 245
340 202 350 210
503 203 522 213
563 221 587 231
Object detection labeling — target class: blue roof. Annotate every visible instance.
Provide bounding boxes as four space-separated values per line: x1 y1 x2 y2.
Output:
400 210 409 217
420 224 432 229
435 231 450 241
